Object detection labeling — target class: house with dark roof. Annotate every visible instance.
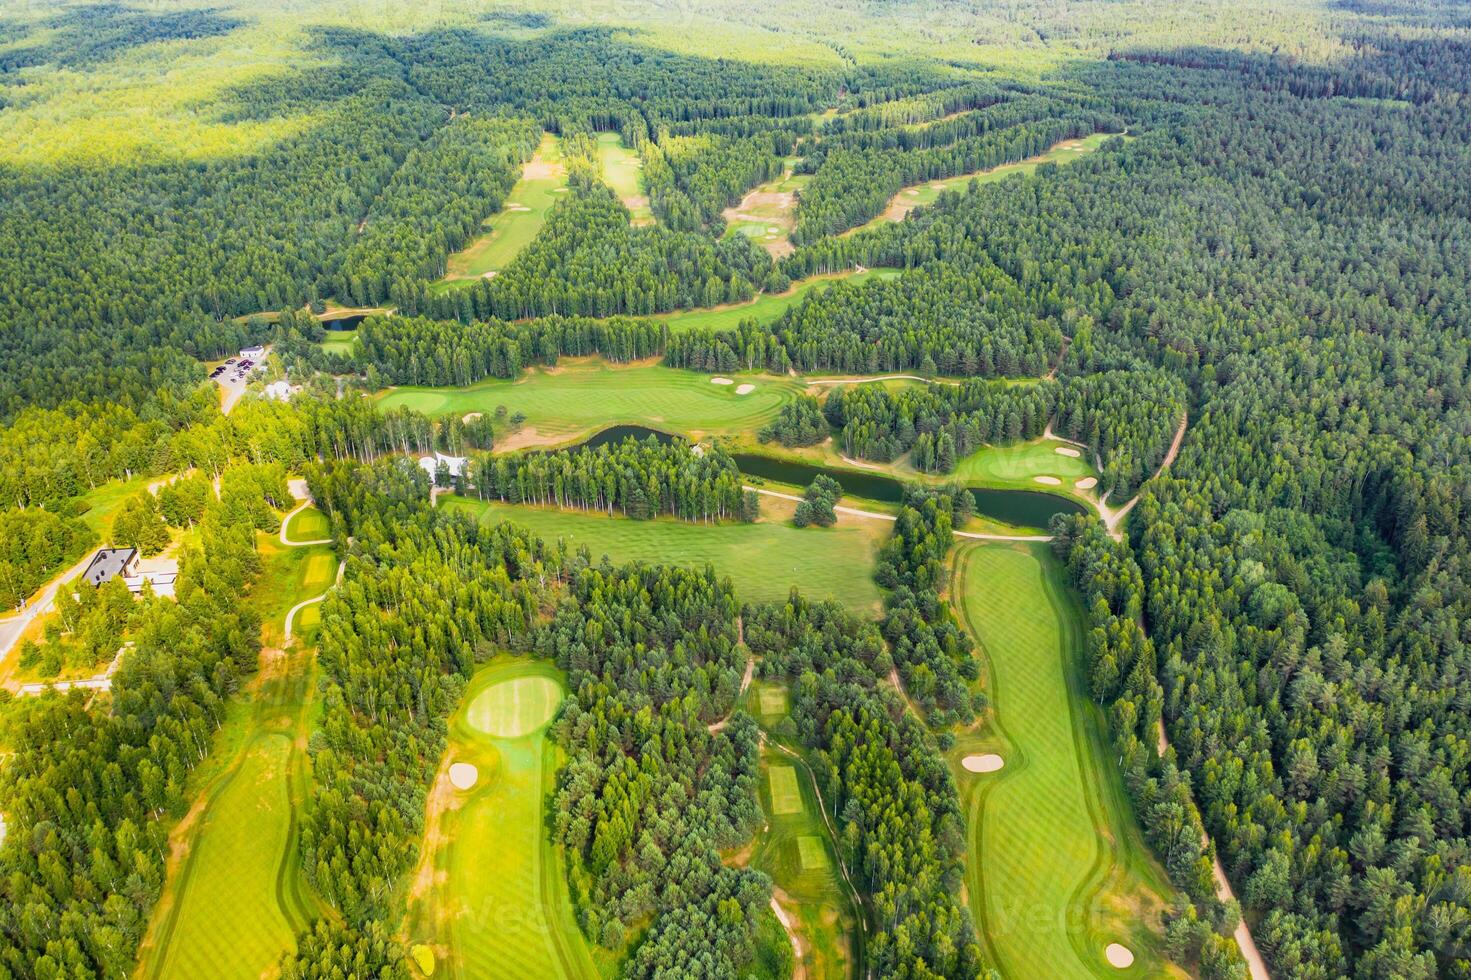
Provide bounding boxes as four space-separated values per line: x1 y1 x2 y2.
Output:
81 548 139 587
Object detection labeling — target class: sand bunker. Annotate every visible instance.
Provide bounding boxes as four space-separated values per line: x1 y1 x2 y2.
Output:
735 384 756 395
711 377 734 385
1105 944 1134 969
506 203 531 212
462 412 483 424
1075 477 1098 490
1034 476 1062 486
448 762 478 790
961 754 1004 773
1054 446 1082 458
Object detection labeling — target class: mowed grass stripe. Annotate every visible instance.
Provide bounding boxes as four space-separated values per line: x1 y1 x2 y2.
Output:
152 734 298 980
769 764 802 815
953 544 1105 979
375 362 798 444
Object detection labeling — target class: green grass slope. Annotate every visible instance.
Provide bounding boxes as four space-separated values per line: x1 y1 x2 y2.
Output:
949 542 1180 979
443 496 885 614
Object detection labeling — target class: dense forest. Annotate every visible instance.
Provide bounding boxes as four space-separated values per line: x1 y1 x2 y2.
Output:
1 2 1470 978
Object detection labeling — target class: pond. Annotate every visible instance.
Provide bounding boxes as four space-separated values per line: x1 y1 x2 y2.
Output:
731 452 1086 529
574 425 682 451
322 313 366 331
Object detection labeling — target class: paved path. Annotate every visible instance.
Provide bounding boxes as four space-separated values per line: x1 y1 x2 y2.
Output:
284 560 345 643
279 501 331 547
0 550 98 663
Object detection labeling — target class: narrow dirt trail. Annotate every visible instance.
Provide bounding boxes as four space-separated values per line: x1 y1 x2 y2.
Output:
1101 410 1188 535
1155 722 1271 979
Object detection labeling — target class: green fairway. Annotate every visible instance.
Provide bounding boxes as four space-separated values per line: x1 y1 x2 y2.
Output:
950 542 1178 979
750 738 860 980
376 360 801 447
144 734 300 979
437 134 567 290
283 505 330 543
443 496 885 614
655 267 902 334
596 132 653 225
848 133 1120 235
138 530 327 979
319 331 357 357
408 659 596 980
948 438 1098 495
757 684 790 719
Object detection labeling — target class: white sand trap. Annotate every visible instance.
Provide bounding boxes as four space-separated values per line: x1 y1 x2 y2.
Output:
962 754 1004 773
448 762 478 790
1075 477 1098 490
735 384 756 395
711 377 734 385
767 226 780 234
1034 476 1062 486
462 412 483 424
506 204 531 212
1054 446 1082 458
1105 944 1134 969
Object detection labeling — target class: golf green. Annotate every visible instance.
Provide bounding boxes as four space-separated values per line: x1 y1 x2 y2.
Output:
466 673 564 738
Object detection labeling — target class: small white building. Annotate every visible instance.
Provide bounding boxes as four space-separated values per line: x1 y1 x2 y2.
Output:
419 452 468 481
240 345 266 360
264 380 294 402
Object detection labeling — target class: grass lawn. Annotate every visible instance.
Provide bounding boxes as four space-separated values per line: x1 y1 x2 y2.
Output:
655 267 901 334
406 658 597 980
721 162 809 257
948 438 1098 495
375 359 802 447
319 331 358 357
444 496 885 614
847 132 1121 236
596 132 653 225
138 534 327 979
435 133 567 293
283 505 331 543
141 733 301 980
76 472 156 538
949 542 1181 979
748 733 860 980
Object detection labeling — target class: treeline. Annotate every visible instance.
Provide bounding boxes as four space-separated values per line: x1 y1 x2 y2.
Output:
666 261 1064 377
1053 516 1248 978
793 113 1118 242
824 379 1054 470
337 115 540 305
541 562 767 970
877 491 982 725
745 584 983 976
471 437 756 523
415 182 776 320
0 508 95 611
0 465 280 977
1055 370 1186 498
644 134 785 230
354 312 664 387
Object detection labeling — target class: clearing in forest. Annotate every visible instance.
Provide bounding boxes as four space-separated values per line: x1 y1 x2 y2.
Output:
655 266 902 334
442 496 886 614
750 740 861 980
437 133 567 289
845 132 1119 236
136 526 329 978
404 659 596 980
596 132 654 225
283 504 330 543
949 438 1098 497
949 542 1182 979
721 164 808 257
375 359 801 448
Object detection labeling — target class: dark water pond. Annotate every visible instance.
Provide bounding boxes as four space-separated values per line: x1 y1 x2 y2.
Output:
577 425 681 450
322 313 367 331
731 453 1086 529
